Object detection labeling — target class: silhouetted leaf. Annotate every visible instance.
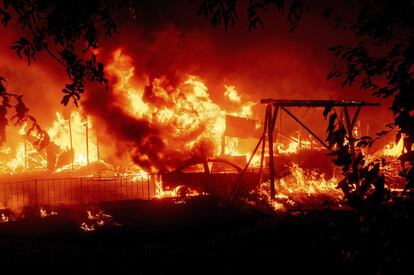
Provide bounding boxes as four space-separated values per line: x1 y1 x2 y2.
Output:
396 131 402 143
323 104 333 118
0 8 11 26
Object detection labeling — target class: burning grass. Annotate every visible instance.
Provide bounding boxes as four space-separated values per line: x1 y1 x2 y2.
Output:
258 163 343 211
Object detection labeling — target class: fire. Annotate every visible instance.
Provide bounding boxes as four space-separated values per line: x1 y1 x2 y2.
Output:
259 163 342 211
224 84 255 118
224 85 241 103
5 143 25 173
1 213 12 222
0 109 101 174
48 111 98 167
0 209 16 222
80 210 118 232
105 49 254 161
280 163 340 198
39 207 58 218
106 49 149 118
1 49 256 176
1 213 9 222
277 141 299 154
382 137 404 157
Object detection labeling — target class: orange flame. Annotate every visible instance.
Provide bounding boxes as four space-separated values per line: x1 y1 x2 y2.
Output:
382 138 404 157
259 163 342 211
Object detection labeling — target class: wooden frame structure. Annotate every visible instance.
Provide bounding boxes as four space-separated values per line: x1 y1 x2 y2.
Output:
231 99 380 200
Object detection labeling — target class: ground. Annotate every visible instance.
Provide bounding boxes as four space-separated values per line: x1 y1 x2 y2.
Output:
0 197 413 274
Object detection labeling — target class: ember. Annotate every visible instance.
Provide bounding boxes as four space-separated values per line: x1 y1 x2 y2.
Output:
80 210 120 232
39 207 58 218
0 212 15 223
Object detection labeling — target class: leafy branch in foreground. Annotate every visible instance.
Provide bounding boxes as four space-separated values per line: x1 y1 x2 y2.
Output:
1 0 126 107
198 0 309 31
0 77 49 149
323 105 391 209
0 0 127 148
326 0 414 193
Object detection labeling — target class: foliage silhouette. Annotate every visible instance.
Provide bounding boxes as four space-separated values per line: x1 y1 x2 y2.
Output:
0 77 48 147
198 0 308 31
0 0 126 147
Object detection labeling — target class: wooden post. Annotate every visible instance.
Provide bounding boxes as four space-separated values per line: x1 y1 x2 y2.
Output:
34 179 38 207
310 135 313 149
96 127 100 161
221 135 225 156
258 110 268 185
68 116 74 172
147 176 150 200
230 133 265 199
85 121 89 166
24 139 27 171
267 104 278 199
80 177 83 204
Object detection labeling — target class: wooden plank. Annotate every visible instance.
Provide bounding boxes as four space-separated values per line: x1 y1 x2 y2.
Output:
260 99 380 107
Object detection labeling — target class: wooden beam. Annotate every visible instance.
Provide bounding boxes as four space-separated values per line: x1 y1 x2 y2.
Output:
260 99 380 107
231 108 269 200
258 109 268 186
268 105 279 199
230 131 265 200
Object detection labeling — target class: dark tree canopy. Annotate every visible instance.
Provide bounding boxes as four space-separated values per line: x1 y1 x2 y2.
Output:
198 0 309 31
0 0 127 146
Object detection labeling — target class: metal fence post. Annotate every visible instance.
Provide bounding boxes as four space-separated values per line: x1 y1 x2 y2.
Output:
80 177 83 205
34 179 38 207
147 176 150 200
2 184 6 208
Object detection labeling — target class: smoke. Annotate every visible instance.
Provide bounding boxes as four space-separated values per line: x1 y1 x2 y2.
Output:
82 82 166 172
83 60 221 172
